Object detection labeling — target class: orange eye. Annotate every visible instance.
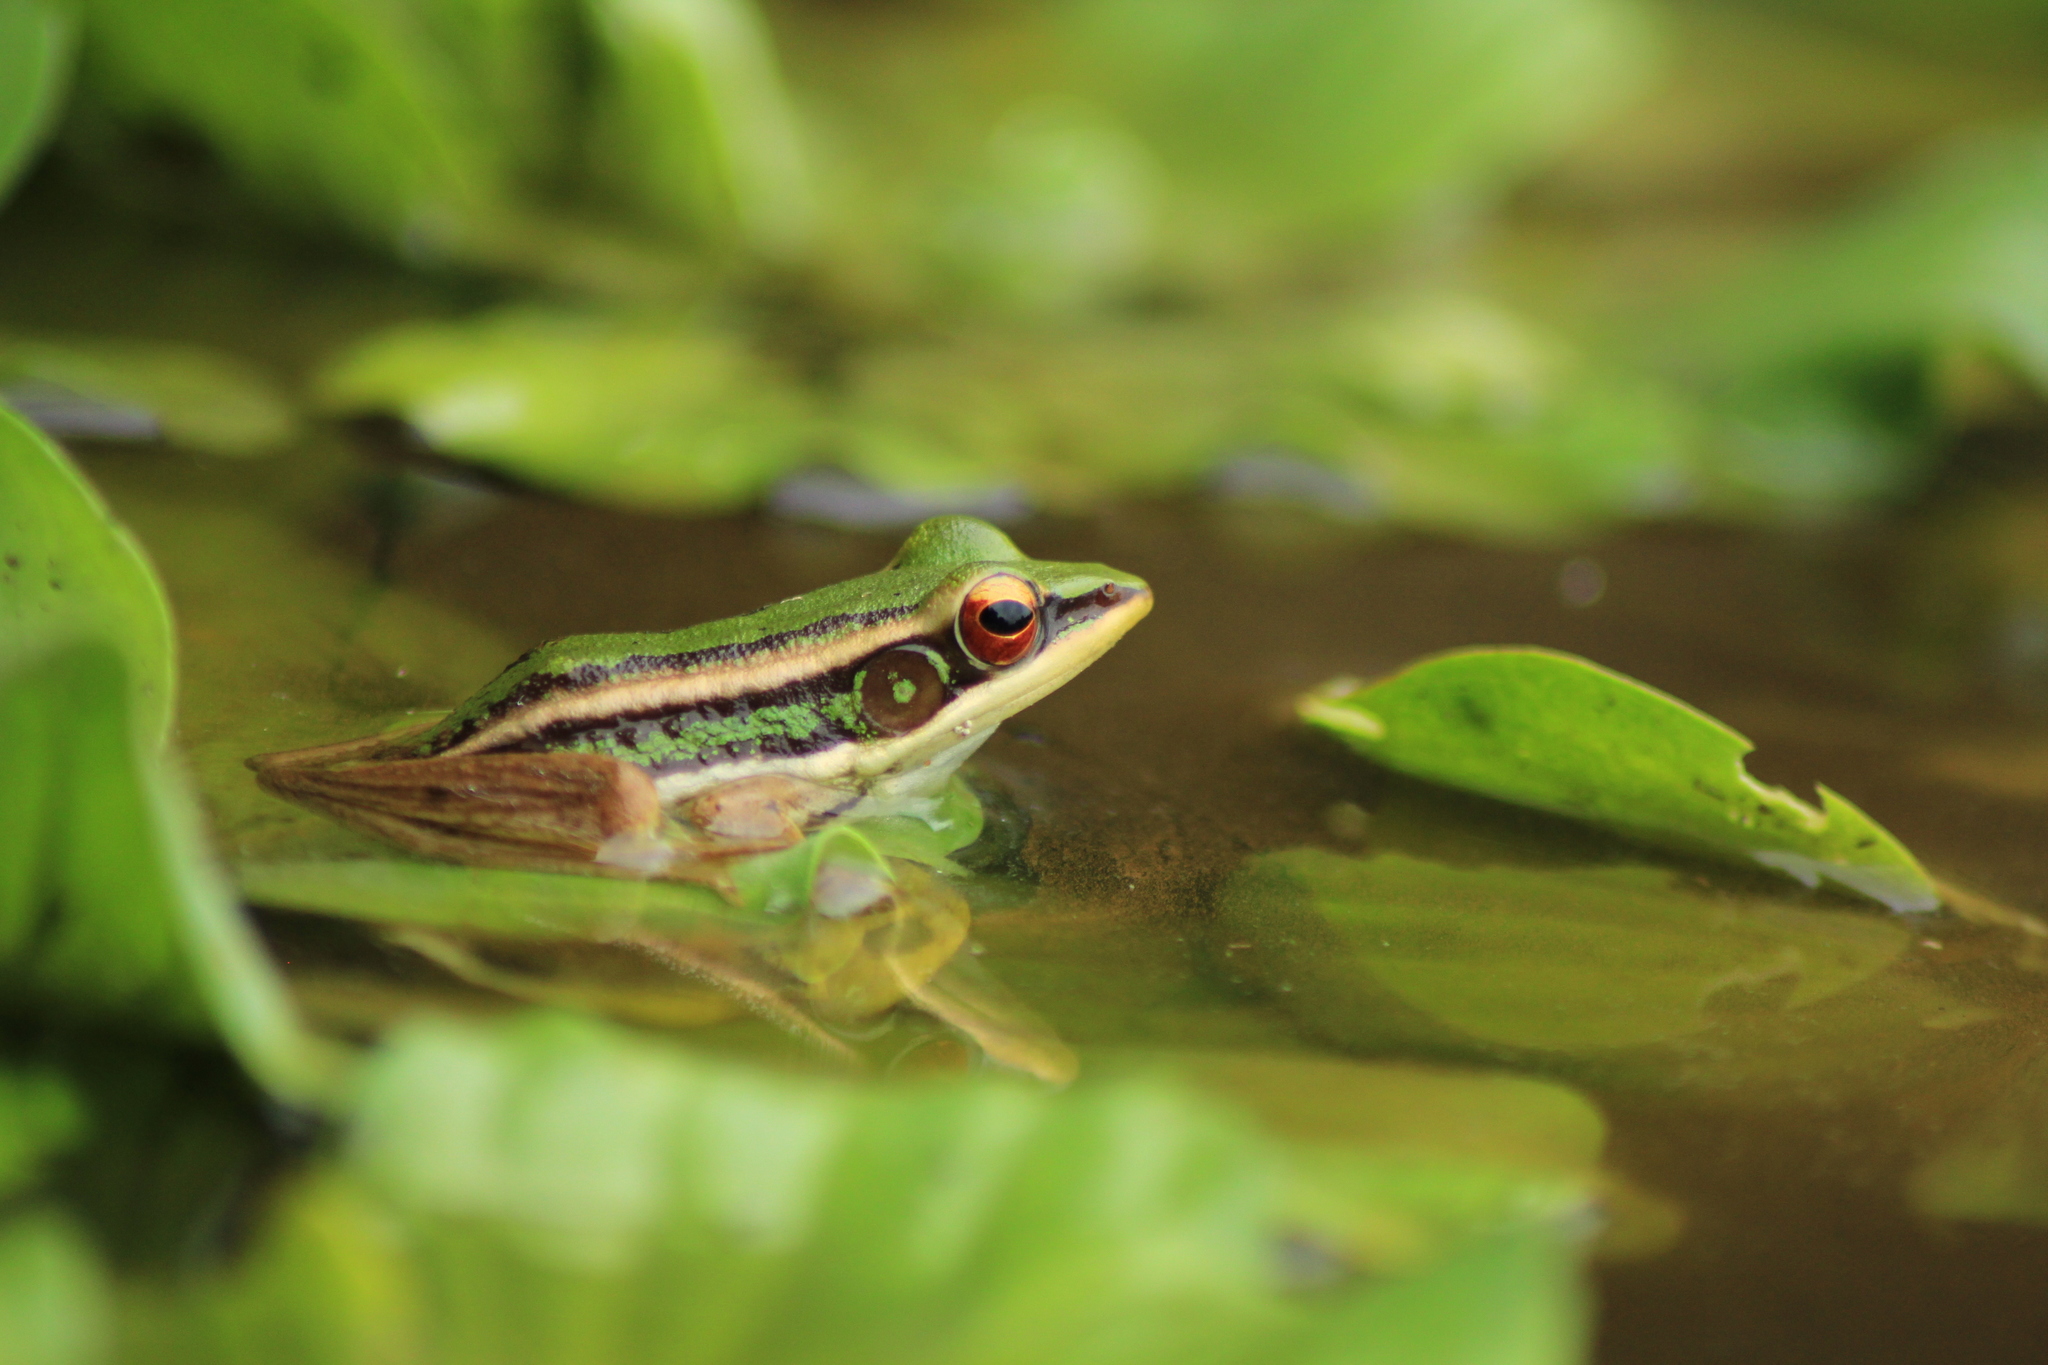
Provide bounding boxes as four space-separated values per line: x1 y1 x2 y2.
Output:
957 574 1040 667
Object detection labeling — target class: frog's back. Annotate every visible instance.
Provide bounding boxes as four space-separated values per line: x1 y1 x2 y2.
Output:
417 564 953 755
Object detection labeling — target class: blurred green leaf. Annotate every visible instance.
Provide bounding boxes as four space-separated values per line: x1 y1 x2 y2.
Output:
1264 296 1699 539
1700 120 2048 510
0 1208 109 1365
1062 0 1657 235
584 0 815 255
1 403 174 745
75 0 511 254
0 1068 84 1201
122 1011 1593 1365
318 309 815 511
1 408 341 1101
0 1065 108 1365
0 637 343 1103
0 335 298 458
922 99 1162 315
1300 648 1939 910
1221 851 1909 1052
411 0 576 190
0 0 74 203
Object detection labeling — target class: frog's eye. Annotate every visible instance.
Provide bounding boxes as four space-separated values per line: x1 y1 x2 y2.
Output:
957 574 1040 668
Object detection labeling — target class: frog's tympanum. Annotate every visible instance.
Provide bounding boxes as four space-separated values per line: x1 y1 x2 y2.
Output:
251 515 1151 878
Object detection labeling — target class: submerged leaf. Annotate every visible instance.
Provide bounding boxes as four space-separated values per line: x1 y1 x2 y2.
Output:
1221 851 1909 1052
1910 1047 2048 1228
1300 648 1939 911
123 1012 1591 1365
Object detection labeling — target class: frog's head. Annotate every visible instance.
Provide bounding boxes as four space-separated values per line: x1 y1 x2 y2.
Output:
844 515 1152 796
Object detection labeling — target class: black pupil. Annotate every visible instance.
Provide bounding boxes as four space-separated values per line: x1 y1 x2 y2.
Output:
978 599 1033 636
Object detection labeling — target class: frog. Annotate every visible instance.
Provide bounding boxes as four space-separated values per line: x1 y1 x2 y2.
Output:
250 515 1149 879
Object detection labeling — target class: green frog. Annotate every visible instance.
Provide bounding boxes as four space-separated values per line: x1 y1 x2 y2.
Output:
249 515 1152 883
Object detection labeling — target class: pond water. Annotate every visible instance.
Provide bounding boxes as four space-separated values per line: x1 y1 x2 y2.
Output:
75 439 2048 1364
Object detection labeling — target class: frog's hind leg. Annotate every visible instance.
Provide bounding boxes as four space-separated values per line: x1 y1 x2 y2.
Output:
249 747 687 876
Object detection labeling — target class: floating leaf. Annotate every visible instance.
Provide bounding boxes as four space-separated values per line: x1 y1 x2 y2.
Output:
1300 648 1939 911
318 310 814 512
120 1011 1592 1365
1221 851 1909 1053
0 0 73 203
583 0 816 255
0 335 298 458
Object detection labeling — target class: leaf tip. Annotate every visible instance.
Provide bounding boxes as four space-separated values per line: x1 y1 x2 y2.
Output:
1296 678 1386 741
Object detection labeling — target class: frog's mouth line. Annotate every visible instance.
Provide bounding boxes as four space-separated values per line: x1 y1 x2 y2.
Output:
648 583 1153 802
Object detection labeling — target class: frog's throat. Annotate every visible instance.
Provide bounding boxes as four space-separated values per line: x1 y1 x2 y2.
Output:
649 586 1152 805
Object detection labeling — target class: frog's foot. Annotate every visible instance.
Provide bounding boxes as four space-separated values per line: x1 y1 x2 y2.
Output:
249 747 711 878
682 775 856 842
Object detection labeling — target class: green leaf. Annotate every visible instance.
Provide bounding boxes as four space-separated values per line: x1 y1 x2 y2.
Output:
411 0 576 190
0 638 344 1103
0 1068 84 1203
583 0 815 255
1696 120 2048 511
0 1208 109 1365
1 408 342 1101
0 403 175 745
75 0 511 255
122 1011 1592 1365
1061 0 1656 235
1300 648 1939 911
1220 851 1909 1052
317 309 815 512
0 335 298 458
0 0 73 204
921 99 1163 316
